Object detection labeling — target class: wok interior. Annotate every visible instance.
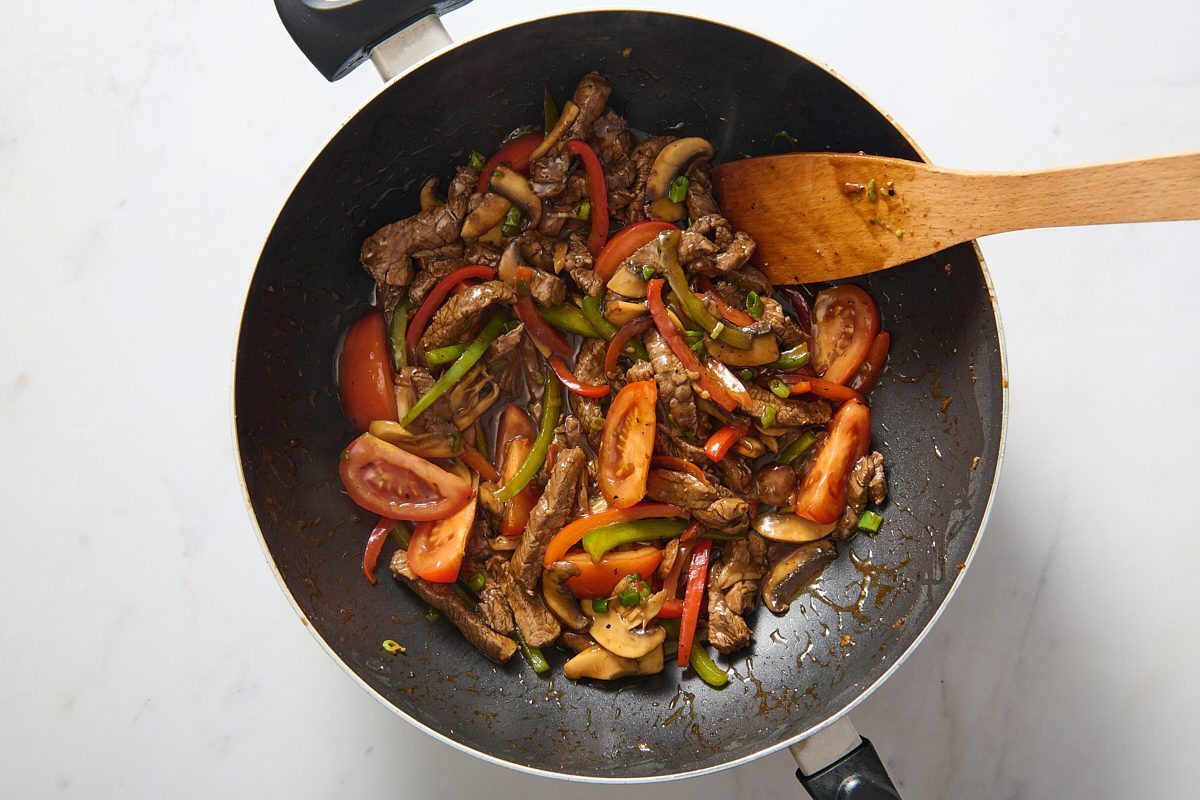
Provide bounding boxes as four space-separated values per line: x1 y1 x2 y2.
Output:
235 11 1003 779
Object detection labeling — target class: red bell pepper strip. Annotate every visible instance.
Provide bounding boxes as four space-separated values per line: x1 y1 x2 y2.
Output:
703 425 743 462
803 375 866 405
657 598 684 618
696 275 755 327
678 538 712 668
566 140 609 256
594 221 679 282
848 331 891 394
406 266 496 356
459 441 500 483
543 502 687 567
549 355 610 398
650 455 709 485
604 314 653 374
363 517 398 586
475 132 542 193
646 278 741 412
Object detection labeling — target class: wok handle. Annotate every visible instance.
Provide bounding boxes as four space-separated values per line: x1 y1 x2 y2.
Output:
792 718 902 800
274 0 472 81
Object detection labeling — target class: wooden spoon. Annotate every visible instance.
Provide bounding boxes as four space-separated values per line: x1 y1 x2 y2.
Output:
711 151 1200 284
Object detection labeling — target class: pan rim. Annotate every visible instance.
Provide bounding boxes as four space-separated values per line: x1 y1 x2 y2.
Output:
232 5 1010 784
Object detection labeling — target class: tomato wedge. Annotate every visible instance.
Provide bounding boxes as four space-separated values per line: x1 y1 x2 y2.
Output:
848 331 891 394
794 399 871 524
338 310 398 432
598 380 658 508
495 404 540 537
407 477 478 583
339 433 472 521
812 285 880 385
562 546 664 599
475 132 542 193
543 502 687 566
594 221 678 282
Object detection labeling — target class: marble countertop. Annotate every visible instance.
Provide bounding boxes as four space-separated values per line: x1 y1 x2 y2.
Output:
3 1 1198 797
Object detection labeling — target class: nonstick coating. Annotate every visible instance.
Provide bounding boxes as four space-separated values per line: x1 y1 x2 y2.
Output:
235 10 1005 781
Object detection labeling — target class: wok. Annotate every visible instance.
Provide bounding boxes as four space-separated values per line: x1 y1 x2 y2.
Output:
234 3 1006 796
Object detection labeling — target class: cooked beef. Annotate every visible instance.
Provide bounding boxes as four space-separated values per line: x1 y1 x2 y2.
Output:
746 385 832 428
644 329 700 431
509 448 585 590
758 297 808 349
521 265 567 307
409 252 468 305
716 453 756 497
616 136 674 224
566 72 612 140
707 581 751 654
530 144 571 199
707 533 768 654
589 108 635 190
625 359 655 384
476 582 515 635
362 166 475 289
569 339 607 446
563 235 602 296
395 366 454 434
488 555 560 648
834 451 888 539
644 469 750 534
723 265 774 296
464 240 503 268
390 549 516 663
418 280 515 350
685 160 719 221
487 323 525 362
678 215 756 275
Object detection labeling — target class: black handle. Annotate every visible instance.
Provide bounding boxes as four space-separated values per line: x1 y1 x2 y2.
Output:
274 0 473 81
797 737 901 800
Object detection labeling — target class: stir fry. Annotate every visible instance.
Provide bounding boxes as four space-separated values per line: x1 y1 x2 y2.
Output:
336 73 890 684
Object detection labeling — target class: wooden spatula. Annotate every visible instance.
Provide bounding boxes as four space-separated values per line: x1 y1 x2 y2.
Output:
711 151 1200 284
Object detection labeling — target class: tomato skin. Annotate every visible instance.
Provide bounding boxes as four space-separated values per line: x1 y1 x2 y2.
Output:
339 433 472 521
407 481 478 583
598 380 658 508
812 285 880 385
794 399 871 524
848 331 891 394
562 546 664 599
338 310 397 431
594 221 678 282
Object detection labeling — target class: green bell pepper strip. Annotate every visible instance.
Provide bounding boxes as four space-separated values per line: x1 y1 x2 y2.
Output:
658 230 753 350
425 343 468 366
399 312 509 428
767 343 811 370
581 518 689 562
700 529 748 542
493 366 561 503
538 303 603 338
581 295 650 361
777 430 819 465
690 642 730 687
514 627 550 674
389 297 411 371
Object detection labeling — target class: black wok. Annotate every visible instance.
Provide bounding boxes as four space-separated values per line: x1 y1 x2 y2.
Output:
234 4 1006 794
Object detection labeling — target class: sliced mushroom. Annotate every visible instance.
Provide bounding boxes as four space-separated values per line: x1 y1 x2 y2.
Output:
606 264 647 298
542 561 588 631
762 540 837 614
585 601 667 659
528 101 580 161
497 239 522 284
644 137 715 221
705 334 780 367
461 193 513 239
604 299 648 326
368 420 461 459
755 463 796 507
734 436 765 459
752 511 836 543
418 177 442 211
489 165 542 227
557 631 597 654
447 365 500 431
562 644 665 680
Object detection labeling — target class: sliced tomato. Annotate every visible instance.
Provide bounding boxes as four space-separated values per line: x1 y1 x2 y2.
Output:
812 285 880 385
598 380 658 508
339 433 472 521
543 502 687 566
594 221 679 282
475 132 543 193
338 310 398 432
848 331 891 394
794 399 871 524
495 405 539 537
562 546 664 599
407 478 478 583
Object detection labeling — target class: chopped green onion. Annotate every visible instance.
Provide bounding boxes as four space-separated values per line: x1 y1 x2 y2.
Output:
768 378 791 399
400 312 510 428
866 178 878 203
493 366 561 503
668 175 690 203
501 206 522 237
382 639 405 654
467 150 486 171
894 228 905 239
424 608 442 622
684 330 704 344
710 321 726 340
542 87 559 132
578 199 592 221
745 291 764 319
771 130 798 150
539 303 603 338
690 339 705 354
513 627 550 674
738 368 754 382
582 519 689 562
641 265 656 281
690 643 729 687
768 343 810 370
778 430 819 465
760 405 778 428
425 343 469 366
467 572 486 593
638 582 651 602
619 589 642 607
857 509 884 534
591 598 609 613
389 297 411 371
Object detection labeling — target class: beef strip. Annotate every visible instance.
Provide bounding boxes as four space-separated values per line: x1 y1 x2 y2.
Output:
509 447 585 588
361 166 475 290
418 280 515 350
488 556 560 647
529 144 571 199
487 323 524 362
757 297 808 349
569 339 607 447
522 265 567 307
685 160 719 221
616 136 674 224
644 469 750 534
464 240 503 268
564 235 603 296
476 582 515 635
644 329 700 431
834 451 888 539
589 108 635 190
565 72 612 141
746 385 832 428
409 253 468 306
706 533 768 654
390 549 516 663
678 215 756 275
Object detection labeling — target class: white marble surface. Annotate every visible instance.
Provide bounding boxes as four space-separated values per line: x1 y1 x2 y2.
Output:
2 0 1199 797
